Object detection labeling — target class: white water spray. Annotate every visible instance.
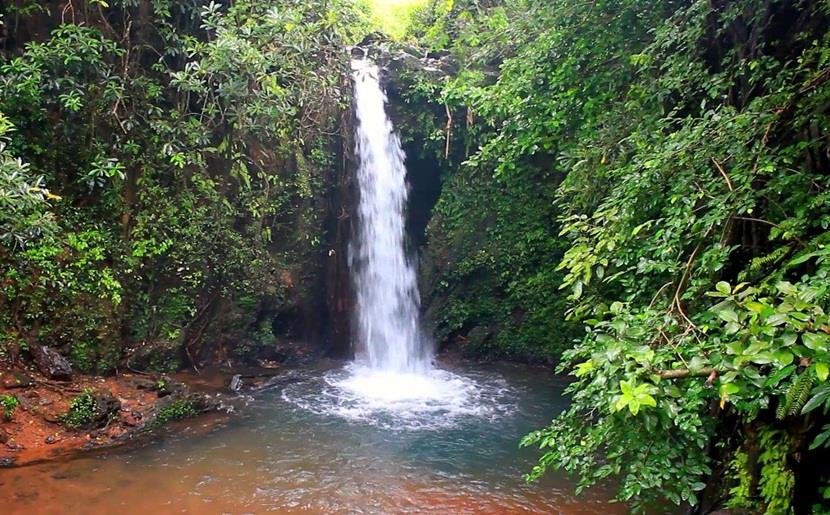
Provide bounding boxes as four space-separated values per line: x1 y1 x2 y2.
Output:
349 58 431 374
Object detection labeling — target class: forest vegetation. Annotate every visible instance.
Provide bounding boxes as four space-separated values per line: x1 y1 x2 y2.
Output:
1 0 830 512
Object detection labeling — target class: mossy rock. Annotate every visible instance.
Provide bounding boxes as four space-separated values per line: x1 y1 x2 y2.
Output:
61 389 121 429
149 393 219 428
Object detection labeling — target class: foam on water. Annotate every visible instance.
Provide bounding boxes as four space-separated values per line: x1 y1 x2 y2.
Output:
282 365 514 431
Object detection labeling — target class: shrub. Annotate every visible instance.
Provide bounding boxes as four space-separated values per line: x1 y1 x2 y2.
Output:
0 394 20 421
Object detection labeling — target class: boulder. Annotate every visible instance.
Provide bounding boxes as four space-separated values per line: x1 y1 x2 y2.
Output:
155 376 186 398
91 390 121 426
388 51 432 76
61 389 121 429
149 391 221 427
125 376 158 391
124 340 184 373
1 371 34 389
229 374 243 392
30 345 72 380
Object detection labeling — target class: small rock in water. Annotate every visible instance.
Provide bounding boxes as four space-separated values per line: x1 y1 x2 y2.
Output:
229 374 243 392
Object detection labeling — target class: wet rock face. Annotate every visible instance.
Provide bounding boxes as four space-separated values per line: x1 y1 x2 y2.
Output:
30 345 72 381
351 38 458 93
387 49 458 79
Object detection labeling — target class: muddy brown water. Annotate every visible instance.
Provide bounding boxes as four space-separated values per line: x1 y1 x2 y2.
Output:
0 362 625 514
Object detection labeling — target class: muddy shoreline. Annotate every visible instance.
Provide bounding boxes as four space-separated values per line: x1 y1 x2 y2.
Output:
0 367 235 468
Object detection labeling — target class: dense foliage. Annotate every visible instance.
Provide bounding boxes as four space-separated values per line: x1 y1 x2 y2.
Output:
4 0 830 511
0 0 367 372
389 1 579 361
404 0 830 511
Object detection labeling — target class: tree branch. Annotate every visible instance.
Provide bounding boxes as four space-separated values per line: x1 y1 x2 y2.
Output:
658 367 717 380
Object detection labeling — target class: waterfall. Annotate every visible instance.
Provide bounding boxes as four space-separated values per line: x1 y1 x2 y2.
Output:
350 58 431 374
280 57 497 428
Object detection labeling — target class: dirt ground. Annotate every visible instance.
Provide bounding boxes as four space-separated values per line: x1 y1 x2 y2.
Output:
0 369 197 466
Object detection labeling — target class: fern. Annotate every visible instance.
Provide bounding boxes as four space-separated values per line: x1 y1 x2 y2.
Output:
740 245 791 282
777 370 816 420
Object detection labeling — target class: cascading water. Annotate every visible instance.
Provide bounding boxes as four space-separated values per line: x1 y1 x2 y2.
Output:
282 57 513 430
349 58 430 374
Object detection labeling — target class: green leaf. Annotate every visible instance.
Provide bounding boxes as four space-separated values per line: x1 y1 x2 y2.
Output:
809 426 830 450
802 385 830 413
816 363 829 383
573 281 583 299
777 282 797 296
632 222 649 236
745 301 765 313
764 364 796 387
711 300 739 323
767 313 788 326
574 361 594 377
688 356 706 372
780 331 798 346
620 380 634 396
803 332 828 351
715 281 731 295
638 393 656 408
719 383 740 407
718 307 739 324
773 350 794 367
720 383 740 396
